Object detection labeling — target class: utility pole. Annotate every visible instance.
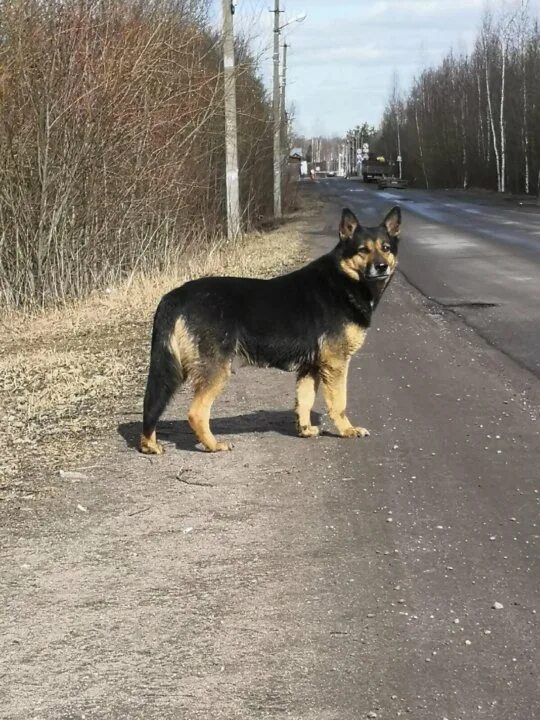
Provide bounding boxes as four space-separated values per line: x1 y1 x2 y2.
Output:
280 42 289 175
281 42 288 128
272 0 283 220
222 0 241 240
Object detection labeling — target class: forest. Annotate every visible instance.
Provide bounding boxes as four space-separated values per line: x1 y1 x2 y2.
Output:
379 3 540 194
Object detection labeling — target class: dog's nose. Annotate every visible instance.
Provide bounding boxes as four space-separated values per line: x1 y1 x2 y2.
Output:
375 262 388 273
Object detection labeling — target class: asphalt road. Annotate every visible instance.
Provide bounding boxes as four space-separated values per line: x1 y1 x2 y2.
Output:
319 178 540 377
2 188 539 719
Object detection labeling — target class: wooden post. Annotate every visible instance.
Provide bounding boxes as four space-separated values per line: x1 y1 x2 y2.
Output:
272 0 282 220
222 0 241 240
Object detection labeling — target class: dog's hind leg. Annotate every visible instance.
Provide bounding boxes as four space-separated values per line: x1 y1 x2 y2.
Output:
140 353 181 454
140 330 184 454
320 358 370 438
188 363 232 452
295 372 320 437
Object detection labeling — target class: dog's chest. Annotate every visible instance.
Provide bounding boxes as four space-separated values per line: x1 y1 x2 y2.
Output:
341 322 367 355
320 322 367 364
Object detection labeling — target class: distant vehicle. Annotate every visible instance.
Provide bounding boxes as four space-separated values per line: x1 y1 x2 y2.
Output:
326 170 336 177
362 155 391 183
377 175 409 190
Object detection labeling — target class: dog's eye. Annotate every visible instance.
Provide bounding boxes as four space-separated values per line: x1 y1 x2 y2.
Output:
358 247 369 255
382 244 391 253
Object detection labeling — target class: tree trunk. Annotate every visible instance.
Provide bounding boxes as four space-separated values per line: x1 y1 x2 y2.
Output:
499 39 507 193
486 68 501 189
523 86 530 194
396 120 402 179
484 41 502 190
415 107 429 189
521 35 530 194
476 71 487 163
461 97 468 189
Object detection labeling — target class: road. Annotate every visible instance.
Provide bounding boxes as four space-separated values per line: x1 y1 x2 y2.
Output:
320 178 540 377
2 185 539 719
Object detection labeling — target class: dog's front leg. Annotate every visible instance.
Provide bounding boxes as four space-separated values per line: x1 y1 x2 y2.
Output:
321 358 370 438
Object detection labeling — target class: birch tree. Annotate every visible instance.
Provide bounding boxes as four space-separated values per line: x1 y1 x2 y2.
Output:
378 0 540 195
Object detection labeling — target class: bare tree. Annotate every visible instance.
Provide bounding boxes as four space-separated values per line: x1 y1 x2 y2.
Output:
379 0 540 196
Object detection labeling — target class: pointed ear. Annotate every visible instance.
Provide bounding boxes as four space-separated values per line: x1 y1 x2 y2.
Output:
381 206 401 238
339 208 359 241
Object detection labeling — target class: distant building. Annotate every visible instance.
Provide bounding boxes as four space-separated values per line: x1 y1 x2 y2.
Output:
289 148 303 161
289 148 303 181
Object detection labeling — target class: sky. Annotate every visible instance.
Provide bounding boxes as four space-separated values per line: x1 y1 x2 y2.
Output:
212 0 540 137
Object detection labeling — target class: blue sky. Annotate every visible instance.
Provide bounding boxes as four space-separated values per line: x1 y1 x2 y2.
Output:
212 1 540 137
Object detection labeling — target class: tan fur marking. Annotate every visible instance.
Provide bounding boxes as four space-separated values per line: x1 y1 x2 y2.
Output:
319 323 369 437
339 258 361 281
320 323 366 365
169 317 199 378
187 364 232 452
140 431 164 455
295 374 320 437
339 241 372 281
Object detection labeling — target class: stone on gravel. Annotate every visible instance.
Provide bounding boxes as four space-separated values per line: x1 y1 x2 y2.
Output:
59 470 88 481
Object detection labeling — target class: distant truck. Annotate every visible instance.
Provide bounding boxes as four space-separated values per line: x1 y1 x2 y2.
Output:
362 156 391 183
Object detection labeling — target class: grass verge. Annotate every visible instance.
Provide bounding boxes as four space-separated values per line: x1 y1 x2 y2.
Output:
0 204 312 500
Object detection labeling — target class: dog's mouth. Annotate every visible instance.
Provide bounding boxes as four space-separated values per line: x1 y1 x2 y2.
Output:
364 271 392 282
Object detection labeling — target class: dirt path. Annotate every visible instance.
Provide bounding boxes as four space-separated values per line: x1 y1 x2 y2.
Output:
2 190 539 719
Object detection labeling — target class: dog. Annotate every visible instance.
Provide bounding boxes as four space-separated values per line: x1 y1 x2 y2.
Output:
139 205 401 454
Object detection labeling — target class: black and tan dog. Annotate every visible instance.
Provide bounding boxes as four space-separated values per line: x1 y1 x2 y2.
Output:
140 206 401 454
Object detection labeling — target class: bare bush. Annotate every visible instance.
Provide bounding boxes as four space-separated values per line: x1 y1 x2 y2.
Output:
0 0 275 308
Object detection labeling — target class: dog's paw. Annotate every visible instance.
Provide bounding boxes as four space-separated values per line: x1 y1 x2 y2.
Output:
298 424 320 438
342 426 370 438
139 435 164 455
206 441 233 452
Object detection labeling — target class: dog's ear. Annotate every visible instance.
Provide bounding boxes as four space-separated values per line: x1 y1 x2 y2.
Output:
381 206 401 238
339 208 360 241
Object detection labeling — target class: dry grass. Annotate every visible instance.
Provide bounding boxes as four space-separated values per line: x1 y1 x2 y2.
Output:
0 208 311 500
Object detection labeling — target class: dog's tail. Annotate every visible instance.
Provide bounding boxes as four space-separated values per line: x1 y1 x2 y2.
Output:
141 300 185 447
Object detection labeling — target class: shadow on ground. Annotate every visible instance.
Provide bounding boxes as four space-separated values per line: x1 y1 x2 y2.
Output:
117 409 323 452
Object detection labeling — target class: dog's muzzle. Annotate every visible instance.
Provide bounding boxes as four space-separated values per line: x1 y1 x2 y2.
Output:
365 262 391 281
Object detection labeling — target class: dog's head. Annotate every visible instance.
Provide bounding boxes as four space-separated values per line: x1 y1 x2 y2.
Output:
338 206 401 283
